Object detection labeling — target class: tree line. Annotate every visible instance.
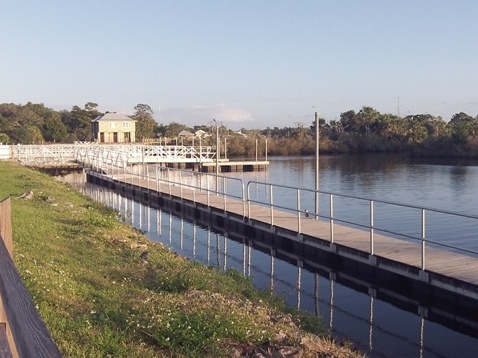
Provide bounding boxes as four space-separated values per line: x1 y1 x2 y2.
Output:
1 102 478 158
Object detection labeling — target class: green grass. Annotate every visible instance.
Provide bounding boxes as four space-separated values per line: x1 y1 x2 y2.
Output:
0 161 361 357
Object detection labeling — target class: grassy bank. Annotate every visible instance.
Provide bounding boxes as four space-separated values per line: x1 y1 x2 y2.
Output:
0 161 361 357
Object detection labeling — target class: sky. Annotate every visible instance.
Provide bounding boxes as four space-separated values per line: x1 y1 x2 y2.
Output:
1 1 478 130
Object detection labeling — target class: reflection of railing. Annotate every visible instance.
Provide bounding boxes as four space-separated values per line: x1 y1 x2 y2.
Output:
86 189 453 357
0 197 61 357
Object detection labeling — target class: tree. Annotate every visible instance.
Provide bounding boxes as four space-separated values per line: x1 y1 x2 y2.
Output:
133 104 158 140
43 113 68 142
10 125 44 144
85 102 98 111
449 112 478 140
0 132 10 144
61 104 101 141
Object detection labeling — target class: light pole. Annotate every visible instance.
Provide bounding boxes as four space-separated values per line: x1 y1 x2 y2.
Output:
265 138 268 162
255 139 258 161
214 119 219 192
315 111 320 220
224 137 227 159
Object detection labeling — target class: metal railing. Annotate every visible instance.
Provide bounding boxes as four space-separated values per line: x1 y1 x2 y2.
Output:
88 162 478 273
246 180 478 270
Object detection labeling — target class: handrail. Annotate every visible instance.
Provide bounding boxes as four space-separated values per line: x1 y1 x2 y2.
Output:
91 162 478 273
10 144 217 165
246 180 478 272
152 167 246 217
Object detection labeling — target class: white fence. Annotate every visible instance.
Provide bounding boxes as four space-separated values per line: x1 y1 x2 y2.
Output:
0 145 10 161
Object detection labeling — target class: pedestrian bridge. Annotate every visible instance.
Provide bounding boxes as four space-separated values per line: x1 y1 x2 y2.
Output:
4 143 217 166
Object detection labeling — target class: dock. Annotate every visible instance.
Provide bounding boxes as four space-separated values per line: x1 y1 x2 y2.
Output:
199 160 268 172
85 167 478 317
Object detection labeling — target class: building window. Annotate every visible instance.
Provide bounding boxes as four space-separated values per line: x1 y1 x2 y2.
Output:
123 122 131 128
110 122 117 129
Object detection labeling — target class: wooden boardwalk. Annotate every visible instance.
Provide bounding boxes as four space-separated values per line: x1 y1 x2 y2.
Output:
93 171 478 301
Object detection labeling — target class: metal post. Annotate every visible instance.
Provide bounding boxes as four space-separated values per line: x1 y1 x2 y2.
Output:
179 170 183 198
421 209 426 271
315 111 320 219
270 185 274 226
199 136 202 170
330 194 334 243
224 137 227 159
223 177 226 210
370 200 374 255
216 123 219 193
255 139 258 161
297 189 301 233
265 139 268 162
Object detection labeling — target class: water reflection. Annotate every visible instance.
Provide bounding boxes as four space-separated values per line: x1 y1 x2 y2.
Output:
81 183 478 358
56 156 478 358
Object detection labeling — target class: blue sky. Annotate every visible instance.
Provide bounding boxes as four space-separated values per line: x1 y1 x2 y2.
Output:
1 1 477 129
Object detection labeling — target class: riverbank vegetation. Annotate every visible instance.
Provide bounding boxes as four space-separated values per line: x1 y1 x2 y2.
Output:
1 101 477 158
0 161 362 357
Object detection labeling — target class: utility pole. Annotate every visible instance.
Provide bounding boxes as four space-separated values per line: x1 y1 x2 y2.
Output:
214 119 219 193
315 111 320 219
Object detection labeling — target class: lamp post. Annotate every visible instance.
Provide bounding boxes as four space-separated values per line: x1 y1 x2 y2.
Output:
315 111 320 220
224 137 227 159
265 138 268 162
214 119 219 192
255 139 258 161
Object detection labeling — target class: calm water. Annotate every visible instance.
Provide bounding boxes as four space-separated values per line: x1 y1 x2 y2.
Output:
66 154 478 358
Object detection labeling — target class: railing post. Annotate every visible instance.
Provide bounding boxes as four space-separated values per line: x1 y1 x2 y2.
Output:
330 194 334 243
156 167 159 192
179 170 183 198
223 177 226 210
168 168 172 196
297 189 301 234
370 200 374 255
242 181 246 218
421 209 426 271
247 184 251 218
270 185 274 226
207 175 210 207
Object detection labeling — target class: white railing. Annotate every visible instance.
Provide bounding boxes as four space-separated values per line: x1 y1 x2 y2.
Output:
12 144 83 164
9 144 216 165
76 146 129 175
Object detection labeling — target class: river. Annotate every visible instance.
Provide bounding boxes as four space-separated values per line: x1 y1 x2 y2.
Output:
63 153 478 357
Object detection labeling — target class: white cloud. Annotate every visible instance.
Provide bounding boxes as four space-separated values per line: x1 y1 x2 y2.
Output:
158 104 253 128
